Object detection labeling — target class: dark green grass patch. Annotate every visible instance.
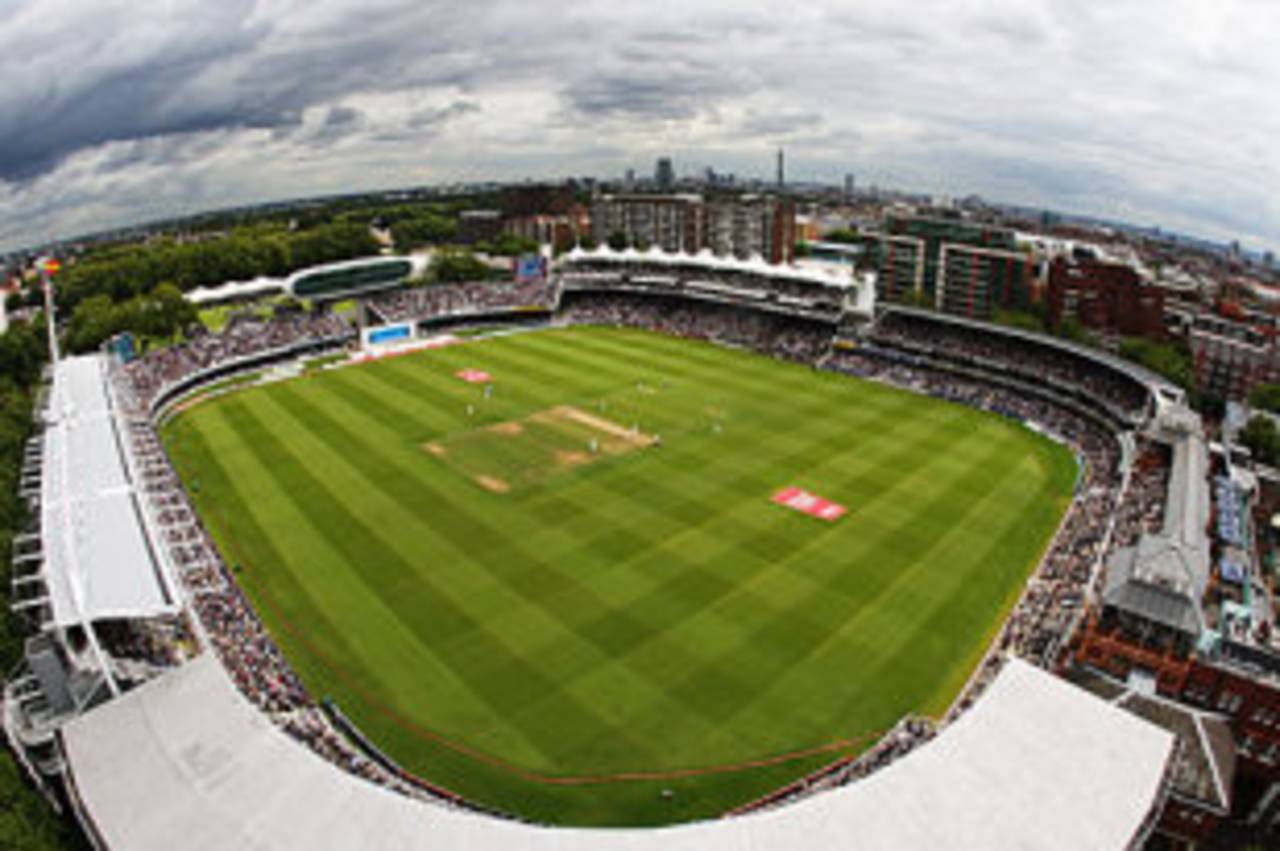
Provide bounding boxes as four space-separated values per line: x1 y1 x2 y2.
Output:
163 325 1076 826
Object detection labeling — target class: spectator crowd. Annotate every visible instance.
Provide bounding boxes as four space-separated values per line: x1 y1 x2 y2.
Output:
366 278 557 324
560 257 846 318
560 293 832 364
872 311 1151 420
124 312 352 410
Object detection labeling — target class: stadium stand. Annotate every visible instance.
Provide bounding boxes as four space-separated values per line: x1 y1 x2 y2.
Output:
556 244 875 324
4 251 1211 849
126 311 354 416
365 277 558 326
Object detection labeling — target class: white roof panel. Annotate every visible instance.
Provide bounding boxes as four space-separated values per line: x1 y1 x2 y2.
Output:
63 656 1173 851
40 355 178 626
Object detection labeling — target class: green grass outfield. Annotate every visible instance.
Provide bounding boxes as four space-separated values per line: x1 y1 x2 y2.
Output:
162 325 1077 826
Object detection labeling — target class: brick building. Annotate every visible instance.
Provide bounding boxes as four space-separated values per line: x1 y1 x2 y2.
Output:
856 216 1038 318
1189 314 1279 401
1046 258 1166 339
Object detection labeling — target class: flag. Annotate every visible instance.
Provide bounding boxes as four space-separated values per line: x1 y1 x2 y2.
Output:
41 258 61 275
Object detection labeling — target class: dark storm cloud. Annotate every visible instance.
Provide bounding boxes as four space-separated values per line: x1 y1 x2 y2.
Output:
0 1 270 180
0 0 511 182
407 100 481 130
1 0 1278 253
306 105 365 147
562 58 755 121
565 75 704 119
739 110 823 139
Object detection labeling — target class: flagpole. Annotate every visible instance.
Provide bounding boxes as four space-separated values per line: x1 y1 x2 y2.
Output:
38 258 60 365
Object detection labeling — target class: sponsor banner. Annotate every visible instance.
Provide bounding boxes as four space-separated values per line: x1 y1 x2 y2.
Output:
365 323 412 346
513 253 548 283
771 486 847 522
456 368 492 384
349 334 460 363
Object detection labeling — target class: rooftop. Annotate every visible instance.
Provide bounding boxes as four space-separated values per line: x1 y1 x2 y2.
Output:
39 355 180 627
61 655 1173 851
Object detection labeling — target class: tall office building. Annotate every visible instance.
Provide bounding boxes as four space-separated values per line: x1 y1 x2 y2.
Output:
654 157 674 190
776 148 785 188
844 173 855 201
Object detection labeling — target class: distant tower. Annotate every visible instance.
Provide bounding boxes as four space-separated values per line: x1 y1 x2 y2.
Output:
844 173 855 201
624 168 636 190
655 157 674 190
776 148 785 188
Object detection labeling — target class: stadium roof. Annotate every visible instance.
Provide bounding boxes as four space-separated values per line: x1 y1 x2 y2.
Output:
41 355 180 626
186 277 286 305
1104 430 1211 634
61 654 1173 851
561 244 859 290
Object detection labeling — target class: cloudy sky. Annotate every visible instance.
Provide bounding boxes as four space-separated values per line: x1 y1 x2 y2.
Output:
1 0 1277 253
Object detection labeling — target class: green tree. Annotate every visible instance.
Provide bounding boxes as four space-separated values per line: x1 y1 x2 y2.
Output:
480 233 539 257
430 248 490 283
1241 415 1280 466
153 283 198 336
66 295 119 353
1117 337 1194 393
0 317 76 851
390 214 457 250
821 228 861 245
1250 382 1280 414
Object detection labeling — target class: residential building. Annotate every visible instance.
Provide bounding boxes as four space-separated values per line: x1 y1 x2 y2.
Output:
1189 315 1278 401
456 209 503 245
498 184 576 218
590 194 796 263
706 195 796 264
936 243 1038 319
858 214 1034 317
1047 258 1166 339
591 194 704 254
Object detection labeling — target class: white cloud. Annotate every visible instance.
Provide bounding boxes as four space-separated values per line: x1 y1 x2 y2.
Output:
0 0 1278 252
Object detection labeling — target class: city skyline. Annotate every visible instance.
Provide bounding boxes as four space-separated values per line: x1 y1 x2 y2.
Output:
0 0 1277 254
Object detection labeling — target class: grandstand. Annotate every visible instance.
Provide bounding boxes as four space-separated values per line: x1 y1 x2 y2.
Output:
4 248 1214 848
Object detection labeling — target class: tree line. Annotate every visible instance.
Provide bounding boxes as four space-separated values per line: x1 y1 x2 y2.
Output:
0 318 84 850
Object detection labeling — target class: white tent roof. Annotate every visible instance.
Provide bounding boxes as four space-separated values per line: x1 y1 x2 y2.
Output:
185 278 286 305
62 655 1173 851
561 244 857 290
40 355 179 626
